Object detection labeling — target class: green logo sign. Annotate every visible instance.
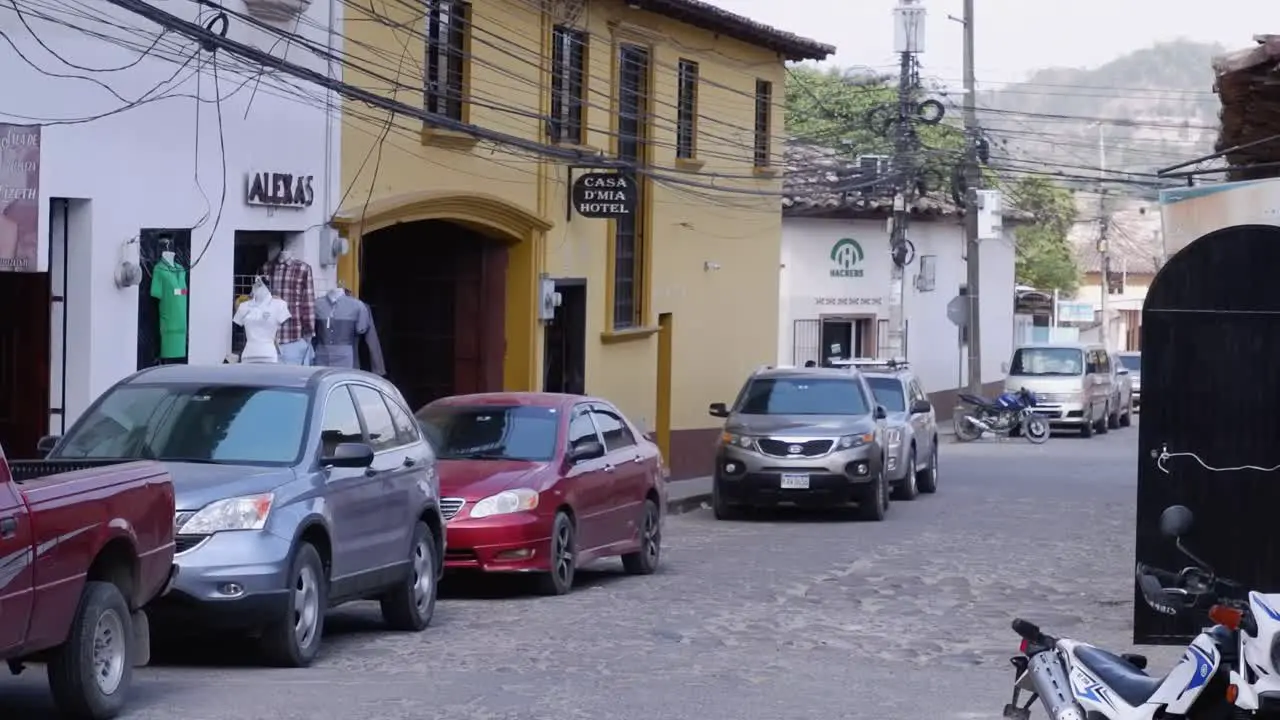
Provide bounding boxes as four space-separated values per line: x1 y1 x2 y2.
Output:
829 238 865 278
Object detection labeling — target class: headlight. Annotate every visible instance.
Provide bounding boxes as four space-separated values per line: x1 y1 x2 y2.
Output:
470 488 539 519
884 428 903 446
837 433 874 449
179 493 274 534
720 432 755 449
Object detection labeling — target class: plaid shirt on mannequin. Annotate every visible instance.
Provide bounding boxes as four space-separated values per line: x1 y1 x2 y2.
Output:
261 257 315 343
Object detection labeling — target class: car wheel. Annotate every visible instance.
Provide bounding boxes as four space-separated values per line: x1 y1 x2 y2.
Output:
1096 404 1109 434
1120 400 1132 427
892 451 919 501
857 466 889 521
712 479 740 520
917 442 938 494
380 521 437 632
1080 416 1094 438
47 581 133 720
535 512 576 596
622 498 661 575
260 542 327 668
1107 403 1121 429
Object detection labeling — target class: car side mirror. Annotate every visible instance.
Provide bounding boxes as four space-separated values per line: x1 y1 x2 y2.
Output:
910 399 932 415
35 435 60 458
568 440 605 463
1000 361 1010 374
873 405 887 420
1159 505 1194 539
708 402 729 418
321 442 375 468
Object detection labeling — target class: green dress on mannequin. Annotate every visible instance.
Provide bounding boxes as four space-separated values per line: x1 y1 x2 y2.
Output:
150 254 189 359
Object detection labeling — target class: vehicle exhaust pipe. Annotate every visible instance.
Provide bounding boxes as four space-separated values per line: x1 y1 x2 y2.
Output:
963 415 992 432
1026 651 1084 720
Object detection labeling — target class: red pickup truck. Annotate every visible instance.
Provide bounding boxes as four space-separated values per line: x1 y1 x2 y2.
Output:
0 441 175 719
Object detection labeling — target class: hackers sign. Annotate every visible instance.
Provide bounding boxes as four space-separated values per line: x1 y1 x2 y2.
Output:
246 171 315 208
571 172 637 219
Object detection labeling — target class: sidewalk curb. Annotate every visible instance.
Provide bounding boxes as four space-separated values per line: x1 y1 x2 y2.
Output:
667 493 712 516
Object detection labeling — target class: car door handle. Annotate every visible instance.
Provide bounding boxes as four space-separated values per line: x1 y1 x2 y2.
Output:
631 455 643 463
0 516 16 539
603 463 615 473
403 456 417 467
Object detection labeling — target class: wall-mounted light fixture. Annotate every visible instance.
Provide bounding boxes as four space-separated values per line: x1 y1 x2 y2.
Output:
704 261 721 272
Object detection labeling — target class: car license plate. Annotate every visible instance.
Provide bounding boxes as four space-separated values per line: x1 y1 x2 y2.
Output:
780 473 810 489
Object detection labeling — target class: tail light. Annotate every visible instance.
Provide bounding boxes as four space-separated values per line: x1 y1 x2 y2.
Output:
1210 605 1243 630
1019 638 1029 654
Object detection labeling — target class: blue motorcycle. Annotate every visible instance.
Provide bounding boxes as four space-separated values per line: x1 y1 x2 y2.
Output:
954 387 1050 444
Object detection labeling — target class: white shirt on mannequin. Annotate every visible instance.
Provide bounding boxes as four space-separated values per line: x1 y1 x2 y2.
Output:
234 284 291 363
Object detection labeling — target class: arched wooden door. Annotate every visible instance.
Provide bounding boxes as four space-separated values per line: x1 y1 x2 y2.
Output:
1135 224 1280 643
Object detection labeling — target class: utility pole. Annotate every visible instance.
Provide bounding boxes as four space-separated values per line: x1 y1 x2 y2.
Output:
1095 123 1112 351
961 0 981 394
886 0 925 360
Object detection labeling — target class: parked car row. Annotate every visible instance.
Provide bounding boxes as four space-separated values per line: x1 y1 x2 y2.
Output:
707 358 941 521
1002 343 1138 438
6 363 667 717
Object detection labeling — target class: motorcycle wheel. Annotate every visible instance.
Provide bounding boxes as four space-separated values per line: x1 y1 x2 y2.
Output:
954 413 982 442
1022 416 1050 444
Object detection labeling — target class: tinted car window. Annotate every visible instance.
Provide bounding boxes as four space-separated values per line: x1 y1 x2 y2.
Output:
1009 348 1084 376
737 378 869 415
55 384 309 465
417 405 559 461
567 410 600 453
320 386 364 456
351 385 399 452
865 377 906 412
592 408 636 452
384 394 421 446
1119 354 1141 371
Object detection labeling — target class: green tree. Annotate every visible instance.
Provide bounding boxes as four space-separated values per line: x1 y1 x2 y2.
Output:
1010 176 1079 293
785 65 964 182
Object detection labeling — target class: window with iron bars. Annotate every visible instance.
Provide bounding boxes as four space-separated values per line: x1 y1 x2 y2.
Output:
549 26 587 144
676 59 699 159
753 79 772 167
612 44 649 329
424 0 469 121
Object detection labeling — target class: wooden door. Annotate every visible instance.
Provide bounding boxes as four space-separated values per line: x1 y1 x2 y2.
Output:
0 272 50 457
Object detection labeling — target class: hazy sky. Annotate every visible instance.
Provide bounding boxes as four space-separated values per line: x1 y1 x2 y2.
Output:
709 0 1267 86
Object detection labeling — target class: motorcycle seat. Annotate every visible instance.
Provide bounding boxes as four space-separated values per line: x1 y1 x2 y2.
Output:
957 393 996 408
1073 645 1164 707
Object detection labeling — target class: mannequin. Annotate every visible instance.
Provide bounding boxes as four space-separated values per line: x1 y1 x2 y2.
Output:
234 277 291 363
150 246 188 363
260 245 315 365
314 286 386 374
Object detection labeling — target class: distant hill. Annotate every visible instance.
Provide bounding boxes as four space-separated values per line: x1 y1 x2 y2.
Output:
973 39 1224 193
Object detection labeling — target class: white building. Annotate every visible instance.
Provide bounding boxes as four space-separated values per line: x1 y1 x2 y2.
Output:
780 145 1017 412
0 0 343 455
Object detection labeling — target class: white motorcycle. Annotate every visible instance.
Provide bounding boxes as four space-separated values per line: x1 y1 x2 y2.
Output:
1004 505 1249 720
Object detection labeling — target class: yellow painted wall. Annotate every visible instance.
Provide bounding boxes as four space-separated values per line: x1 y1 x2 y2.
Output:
338 0 788 438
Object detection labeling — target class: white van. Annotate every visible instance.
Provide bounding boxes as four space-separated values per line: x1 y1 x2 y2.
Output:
1002 342 1113 438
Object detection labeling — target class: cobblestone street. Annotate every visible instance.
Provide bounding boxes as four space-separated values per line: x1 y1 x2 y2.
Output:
1 424 1154 719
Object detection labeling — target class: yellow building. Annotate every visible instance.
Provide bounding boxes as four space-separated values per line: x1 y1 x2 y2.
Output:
331 0 832 479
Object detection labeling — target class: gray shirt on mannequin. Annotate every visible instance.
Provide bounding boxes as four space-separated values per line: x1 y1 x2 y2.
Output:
313 291 386 375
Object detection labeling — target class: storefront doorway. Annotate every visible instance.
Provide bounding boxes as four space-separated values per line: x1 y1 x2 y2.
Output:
542 279 586 394
360 220 507 411
0 271 50 456
818 316 874 365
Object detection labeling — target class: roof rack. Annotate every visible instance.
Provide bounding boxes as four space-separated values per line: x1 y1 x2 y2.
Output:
829 357 910 370
752 364 794 373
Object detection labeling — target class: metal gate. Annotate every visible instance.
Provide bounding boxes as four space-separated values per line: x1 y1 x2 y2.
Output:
792 319 819 366
1135 224 1280 644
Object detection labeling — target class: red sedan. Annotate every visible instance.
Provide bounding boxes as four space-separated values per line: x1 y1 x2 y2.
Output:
415 392 667 595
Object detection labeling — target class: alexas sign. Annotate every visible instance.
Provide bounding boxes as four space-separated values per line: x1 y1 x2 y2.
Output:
571 172 637 219
829 238 865 278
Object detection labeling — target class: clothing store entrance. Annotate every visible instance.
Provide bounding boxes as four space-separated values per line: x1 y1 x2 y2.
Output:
360 220 507 412
0 272 50 457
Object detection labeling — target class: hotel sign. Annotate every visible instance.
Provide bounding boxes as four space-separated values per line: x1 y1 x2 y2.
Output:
571 172 637 219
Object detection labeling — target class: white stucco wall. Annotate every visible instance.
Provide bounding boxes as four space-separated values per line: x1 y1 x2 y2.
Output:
779 217 1017 395
2 1 342 426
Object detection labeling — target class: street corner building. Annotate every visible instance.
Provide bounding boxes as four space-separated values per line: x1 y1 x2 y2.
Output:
0 0 344 457
331 0 833 479
780 143 1019 418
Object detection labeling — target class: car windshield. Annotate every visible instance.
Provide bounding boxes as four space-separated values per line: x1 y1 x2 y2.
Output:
1009 348 1084 376
417 405 558 461
53 384 309 465
736 378 869 415
1119 354 1141 372
865 377 906 412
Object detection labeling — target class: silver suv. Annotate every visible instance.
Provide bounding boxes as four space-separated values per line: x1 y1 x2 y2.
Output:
707 366 890 521
851 360 940 500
